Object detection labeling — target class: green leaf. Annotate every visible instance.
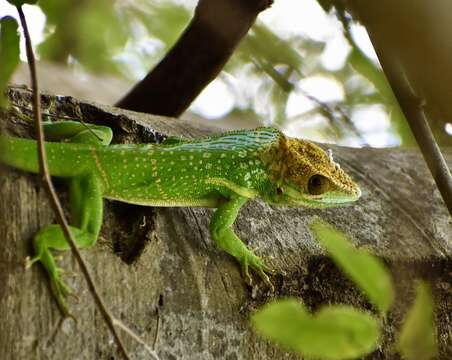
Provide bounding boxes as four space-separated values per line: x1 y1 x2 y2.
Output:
310 219 394 315
7 0 38 6
397 281 438 360
251 299 380 360
0 16 20 107
38 0 129 74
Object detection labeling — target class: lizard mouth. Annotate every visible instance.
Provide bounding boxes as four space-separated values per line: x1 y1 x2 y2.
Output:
284 186 361 208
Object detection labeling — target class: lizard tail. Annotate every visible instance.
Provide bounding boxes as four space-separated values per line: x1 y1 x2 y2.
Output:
0 133 84 177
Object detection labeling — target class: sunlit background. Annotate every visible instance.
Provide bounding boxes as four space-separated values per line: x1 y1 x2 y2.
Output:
2 0 442 147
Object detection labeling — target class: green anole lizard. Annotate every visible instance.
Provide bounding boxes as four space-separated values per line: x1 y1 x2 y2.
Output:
0 120 361 315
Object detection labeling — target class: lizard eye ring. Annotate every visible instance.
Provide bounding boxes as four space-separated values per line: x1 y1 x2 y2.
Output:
276 187 283 195
308 174 328 195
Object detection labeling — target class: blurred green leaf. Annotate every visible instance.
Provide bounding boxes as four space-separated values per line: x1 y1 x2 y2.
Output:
252 298 380 360
7 0 38 6
38 0 128 73
397 281 437 360
128 2 190 50
310 219 394 315
0 16 20 107
239 24 305 73
337 9 415 146
347 46 414 145
119 1 191 76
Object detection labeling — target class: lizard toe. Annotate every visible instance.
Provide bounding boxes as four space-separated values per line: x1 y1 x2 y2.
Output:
240 261 254 286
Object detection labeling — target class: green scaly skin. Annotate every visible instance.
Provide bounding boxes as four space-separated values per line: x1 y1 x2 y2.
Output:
0 121 361 316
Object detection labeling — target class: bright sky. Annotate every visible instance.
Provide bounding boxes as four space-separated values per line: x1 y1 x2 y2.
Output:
0 0 392 147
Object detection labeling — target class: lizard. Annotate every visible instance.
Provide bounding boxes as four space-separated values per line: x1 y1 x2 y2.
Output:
0 120 361 315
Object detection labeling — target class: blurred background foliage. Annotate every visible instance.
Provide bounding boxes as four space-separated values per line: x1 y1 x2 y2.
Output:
2 0 451 147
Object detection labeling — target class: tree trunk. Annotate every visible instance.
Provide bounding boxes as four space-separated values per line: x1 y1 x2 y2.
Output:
0 88 451 359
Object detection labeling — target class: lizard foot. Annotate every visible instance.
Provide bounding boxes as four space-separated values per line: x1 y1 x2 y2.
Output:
240 253 275 291
27 255 76 319
49 271 77 320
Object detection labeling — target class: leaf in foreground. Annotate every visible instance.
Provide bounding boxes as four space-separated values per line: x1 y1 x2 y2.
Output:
0 16 20 107
397 281 437 360
251 298 380 360
310 219 394 314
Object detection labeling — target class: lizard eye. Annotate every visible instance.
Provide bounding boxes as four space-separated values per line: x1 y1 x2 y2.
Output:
308 174 329 195
276 187 283 195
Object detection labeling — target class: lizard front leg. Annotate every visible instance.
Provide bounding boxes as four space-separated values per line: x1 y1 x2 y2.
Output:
26 174 103 316
43 120 113 145
209 195 273 287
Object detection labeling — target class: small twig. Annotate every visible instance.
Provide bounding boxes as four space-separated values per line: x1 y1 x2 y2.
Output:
297 87 368 145
113 318 161 360
358 14 452 215
378 64 452 215
16 6 131 360
253 59 368 145
336 8 414 146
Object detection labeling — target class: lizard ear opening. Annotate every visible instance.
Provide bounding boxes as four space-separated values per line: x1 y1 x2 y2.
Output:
307 174 329 195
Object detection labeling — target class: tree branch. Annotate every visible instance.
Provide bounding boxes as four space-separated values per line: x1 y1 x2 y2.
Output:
376 60 452 215
116 0 273 116
2 88 451 359
348 10 452 215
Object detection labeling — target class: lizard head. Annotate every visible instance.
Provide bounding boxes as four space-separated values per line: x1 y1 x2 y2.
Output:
263 136 361 208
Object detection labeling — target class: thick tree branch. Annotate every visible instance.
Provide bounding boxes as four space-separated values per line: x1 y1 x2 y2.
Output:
116 0 273 116
1 89 451 359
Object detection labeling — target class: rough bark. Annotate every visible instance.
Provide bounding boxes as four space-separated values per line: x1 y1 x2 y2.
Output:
0 88 451 359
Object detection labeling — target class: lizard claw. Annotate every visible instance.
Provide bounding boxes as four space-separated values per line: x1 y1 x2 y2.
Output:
48 269 79 319
25 248 78 318
240 253 275 291
241 262 254 287
256 264 275 292
51 283 77 321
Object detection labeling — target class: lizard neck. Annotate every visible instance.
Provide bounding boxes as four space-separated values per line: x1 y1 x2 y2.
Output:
260 132 289 186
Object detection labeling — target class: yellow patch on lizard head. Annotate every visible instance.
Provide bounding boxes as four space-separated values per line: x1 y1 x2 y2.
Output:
267 136 361 207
